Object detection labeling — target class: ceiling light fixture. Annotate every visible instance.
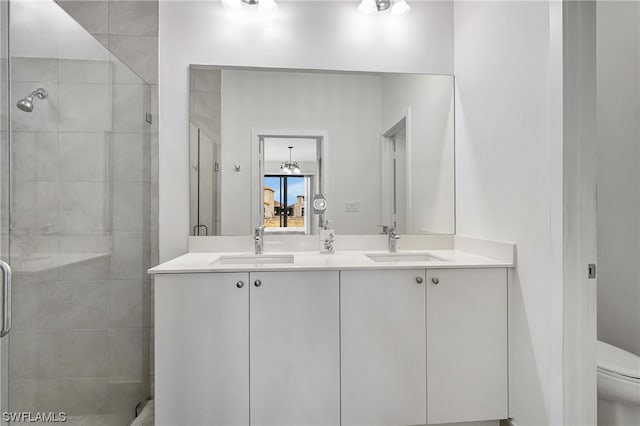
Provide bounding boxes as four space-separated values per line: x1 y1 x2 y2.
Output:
222 0 278 10
390 0 410 16
258 0 278 11
281 146 301 175
358 0 410 15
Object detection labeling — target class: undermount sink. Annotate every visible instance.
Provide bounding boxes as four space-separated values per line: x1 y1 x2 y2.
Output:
365 252 446 263
213 254 295 265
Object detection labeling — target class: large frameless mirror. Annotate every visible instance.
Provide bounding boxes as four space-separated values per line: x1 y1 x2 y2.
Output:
189 66 455 236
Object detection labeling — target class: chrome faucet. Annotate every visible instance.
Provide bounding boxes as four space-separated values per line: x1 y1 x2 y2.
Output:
254 225 265 254
388 223 401 252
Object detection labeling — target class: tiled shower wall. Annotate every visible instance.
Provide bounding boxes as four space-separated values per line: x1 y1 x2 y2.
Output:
54 0 160 401
6 0 159 423
9 54 154 424
55 0 158 85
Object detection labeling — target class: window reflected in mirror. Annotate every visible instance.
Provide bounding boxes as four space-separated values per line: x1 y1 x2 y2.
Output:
264 175 308 234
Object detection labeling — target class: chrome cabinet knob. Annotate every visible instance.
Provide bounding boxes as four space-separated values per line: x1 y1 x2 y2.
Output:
416 277 424 284
254 280 262 287
432 277 440 285
236 281 244 289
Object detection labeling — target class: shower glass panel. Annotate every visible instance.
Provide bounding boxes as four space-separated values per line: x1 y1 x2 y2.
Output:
5 0 153 423
0 0 10 424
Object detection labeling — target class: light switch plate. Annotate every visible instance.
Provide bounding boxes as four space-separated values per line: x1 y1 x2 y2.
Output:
345 201 360 212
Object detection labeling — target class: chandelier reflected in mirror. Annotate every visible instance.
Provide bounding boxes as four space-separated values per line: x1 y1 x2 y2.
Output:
280 146 301 175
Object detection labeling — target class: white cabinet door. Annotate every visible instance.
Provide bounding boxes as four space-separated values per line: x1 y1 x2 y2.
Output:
155 273 249 426
426 268 508 424
250 271 340 426
341 269 427 426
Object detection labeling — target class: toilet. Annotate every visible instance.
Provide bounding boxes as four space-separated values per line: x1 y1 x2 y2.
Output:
597 340 640 425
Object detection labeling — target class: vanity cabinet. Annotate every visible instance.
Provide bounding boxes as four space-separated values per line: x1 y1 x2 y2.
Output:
341 269 427 426
249 271 340 426
155 272 250 426
426 268 508 424
154 267 507 426
155 271 340 426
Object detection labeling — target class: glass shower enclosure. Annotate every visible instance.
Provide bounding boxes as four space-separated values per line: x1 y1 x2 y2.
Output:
0 0 155 424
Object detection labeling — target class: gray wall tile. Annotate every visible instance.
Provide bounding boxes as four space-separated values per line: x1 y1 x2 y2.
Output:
11 58 58 83
57 281 109 330
110 58 144 85
59 59 110 84
111 133 146 182
36 182 59 232
108 35 157 84
10 379 59 412
109 280 149 328
12 132 59 182
57 330 109 378
59 182 108 232
57 256 110 282
112 182 148 231
10 331 58 379
57 378 109 415
58 132 108 182
108 1 158 37
58 83 112 132
56 1 109 35
112 84 145 132
12 281 57 331
12 182 36 231
109 231 149 279
108 328 146 378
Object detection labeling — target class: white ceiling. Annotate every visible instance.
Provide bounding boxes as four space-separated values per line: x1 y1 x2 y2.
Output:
264 138 318 162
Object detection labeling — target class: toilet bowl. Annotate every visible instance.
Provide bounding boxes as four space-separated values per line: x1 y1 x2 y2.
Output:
597 340 640 426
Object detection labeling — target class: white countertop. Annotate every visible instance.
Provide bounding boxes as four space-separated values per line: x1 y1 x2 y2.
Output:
148 249 513 274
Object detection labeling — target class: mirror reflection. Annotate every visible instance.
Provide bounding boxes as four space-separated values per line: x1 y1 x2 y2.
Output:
262 137 323 235
189 66 455 236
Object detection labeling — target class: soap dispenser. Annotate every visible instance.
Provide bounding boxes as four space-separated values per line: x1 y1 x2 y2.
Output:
319 220 335 254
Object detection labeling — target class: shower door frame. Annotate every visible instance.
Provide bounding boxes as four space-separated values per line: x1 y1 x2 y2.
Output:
0 0 10 422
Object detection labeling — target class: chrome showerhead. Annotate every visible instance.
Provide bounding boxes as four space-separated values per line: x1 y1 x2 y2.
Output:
16 88 48 113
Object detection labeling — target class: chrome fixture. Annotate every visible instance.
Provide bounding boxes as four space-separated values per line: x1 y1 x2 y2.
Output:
222 0 277 10
16 88 48 113
254 225 265 255
358 0 410 15
388 223 401 253
0 260 12 338
280 146 301 175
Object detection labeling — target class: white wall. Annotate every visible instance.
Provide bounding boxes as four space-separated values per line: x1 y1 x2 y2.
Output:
381 74 454 234
158 0 453 260
596 1 640 356
454 2 564 425
220 69 382 235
